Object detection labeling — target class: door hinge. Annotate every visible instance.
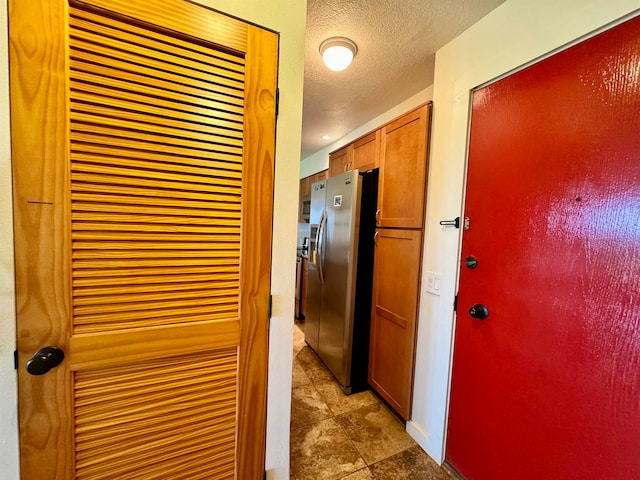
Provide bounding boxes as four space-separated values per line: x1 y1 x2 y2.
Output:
453 294 458 312
275 88 280 120
268 294 273 319
14 350 18 370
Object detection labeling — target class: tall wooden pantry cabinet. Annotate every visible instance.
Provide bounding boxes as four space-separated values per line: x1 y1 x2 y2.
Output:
368 103 431 420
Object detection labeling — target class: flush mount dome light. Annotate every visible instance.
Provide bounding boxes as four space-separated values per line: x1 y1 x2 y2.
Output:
320 37 357 72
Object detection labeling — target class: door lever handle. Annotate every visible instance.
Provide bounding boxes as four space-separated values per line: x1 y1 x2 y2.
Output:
26 346 65 375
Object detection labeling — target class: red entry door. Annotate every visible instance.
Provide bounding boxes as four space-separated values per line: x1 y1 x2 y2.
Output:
446 15 640 480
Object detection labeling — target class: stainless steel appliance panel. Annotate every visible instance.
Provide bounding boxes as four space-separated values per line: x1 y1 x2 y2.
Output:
317 171 361 387
305 180 326 352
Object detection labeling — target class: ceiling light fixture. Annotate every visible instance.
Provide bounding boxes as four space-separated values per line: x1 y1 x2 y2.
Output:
321 135 332 140
319 37 358 72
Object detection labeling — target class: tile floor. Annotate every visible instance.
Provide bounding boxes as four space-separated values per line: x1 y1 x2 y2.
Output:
290 321 456 480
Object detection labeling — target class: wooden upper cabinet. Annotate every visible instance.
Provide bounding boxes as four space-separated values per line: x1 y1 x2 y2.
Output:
298 176 310 222
315 169 329 181
378 104 431 228
329 145 353 177
352 130 380 172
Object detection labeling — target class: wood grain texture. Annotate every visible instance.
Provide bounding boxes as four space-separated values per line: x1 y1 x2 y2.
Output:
73 0 248 52
74 350 238 479
12 0 277 478
236 25 278 480
378 103 431 228
328 144 353 177
70 320 240 370
368 228 423 420
9 0 75 477
352 130 380 172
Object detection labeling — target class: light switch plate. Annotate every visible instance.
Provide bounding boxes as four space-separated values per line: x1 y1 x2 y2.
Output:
425 271 441 295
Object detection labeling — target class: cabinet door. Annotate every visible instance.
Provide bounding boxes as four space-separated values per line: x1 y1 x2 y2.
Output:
314 169 329 182
298 176 310 222
353 130 380 171
378 104 431 228
368 228 422 420
329 145 353 177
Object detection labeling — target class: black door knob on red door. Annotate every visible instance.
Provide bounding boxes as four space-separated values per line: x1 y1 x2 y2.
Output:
469 304 489 319
26 346 65 375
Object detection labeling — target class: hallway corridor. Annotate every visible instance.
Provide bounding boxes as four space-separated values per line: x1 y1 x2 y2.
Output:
290 322 454 480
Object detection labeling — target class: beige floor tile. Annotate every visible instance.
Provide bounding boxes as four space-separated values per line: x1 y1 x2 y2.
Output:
369 446 452 480
304 363 338 384
341 467 375 479
336 403 416 465
292 360 311 388
293 321 306 354
314 380 378 416
290 418 367 480
290 383 331 429
294 345 325 370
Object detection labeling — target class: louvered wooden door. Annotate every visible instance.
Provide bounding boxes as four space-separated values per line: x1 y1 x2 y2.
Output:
9 1 277 479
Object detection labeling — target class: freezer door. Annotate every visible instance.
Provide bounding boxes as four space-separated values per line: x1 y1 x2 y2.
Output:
305 224 321 352
318 170 361 389
305 180 327 352
309 179 326 225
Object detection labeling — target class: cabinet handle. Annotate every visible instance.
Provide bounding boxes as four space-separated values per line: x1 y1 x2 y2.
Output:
375 209 380 224
374 230 379 244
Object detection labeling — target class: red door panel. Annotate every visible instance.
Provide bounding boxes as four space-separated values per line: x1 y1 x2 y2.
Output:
446 15 640 480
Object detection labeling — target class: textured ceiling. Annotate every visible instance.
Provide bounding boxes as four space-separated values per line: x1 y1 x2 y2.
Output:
301 0 507 159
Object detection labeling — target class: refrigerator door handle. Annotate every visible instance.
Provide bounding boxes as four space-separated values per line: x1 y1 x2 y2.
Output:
317 210 327 285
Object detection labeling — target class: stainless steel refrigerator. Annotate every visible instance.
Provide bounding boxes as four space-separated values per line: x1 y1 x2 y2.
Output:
306 169 378 394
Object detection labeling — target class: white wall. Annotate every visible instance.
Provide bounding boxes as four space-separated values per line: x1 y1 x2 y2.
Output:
410 0 640 464
0 0 19 476
300 86 433 178
0 1 306 479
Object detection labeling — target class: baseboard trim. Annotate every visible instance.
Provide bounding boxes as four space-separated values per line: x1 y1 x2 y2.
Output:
406 420 445 464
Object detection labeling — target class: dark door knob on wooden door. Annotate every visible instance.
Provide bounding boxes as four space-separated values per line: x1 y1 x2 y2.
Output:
26 346 65 375
469 304 489 319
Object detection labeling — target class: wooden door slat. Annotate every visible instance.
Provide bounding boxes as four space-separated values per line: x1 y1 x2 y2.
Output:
74 313 235 335
71 222 239 234
72 193 240 212
70 51 244 101
73 231 239 242
71 131 242 164
73 287 239 308
71 153 242 181
74 280 238 297
70 145 242 176
71 164 242 189
71 121 243 154
68 5 246 65
69 36 244 89
72 266 238 281
70 75 244 121
73 305 238 330
72 203 241 220
72 101 244 140
71 211 241 226
72 258 239 270
69 14 245 77
70 85 243 132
